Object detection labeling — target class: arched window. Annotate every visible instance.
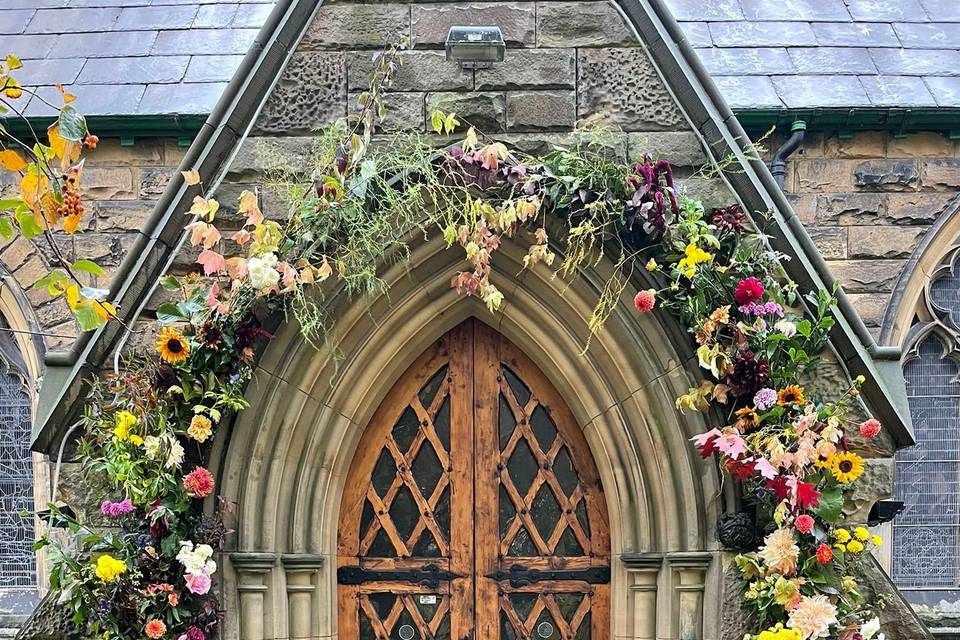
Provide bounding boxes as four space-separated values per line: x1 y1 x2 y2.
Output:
893 249 960 603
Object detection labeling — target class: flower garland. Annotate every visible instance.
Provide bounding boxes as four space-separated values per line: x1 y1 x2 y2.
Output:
41 52 888 640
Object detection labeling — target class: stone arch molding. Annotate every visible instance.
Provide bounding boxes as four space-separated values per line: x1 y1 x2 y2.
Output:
213 233 731 640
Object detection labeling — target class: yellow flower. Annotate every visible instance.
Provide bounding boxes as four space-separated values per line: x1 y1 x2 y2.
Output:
93 554 126 582
777 384 806 406
756 624 802 640
854 526 870 541
834 528 851 543
187 414 213 443
129 434 143 446
871 534 883 547
834 543 846 553
841 576 857 592
645 258 657 272
677 242 713 279
113 410 137 440
156 327 190 364
830 451 865 483
847 540 864 554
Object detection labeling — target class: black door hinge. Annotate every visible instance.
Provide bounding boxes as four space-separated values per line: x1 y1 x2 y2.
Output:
338 564 461 589
485 564 610 587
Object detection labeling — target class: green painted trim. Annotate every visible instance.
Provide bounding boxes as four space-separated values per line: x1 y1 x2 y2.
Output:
735 107 960 135
0 114 207 141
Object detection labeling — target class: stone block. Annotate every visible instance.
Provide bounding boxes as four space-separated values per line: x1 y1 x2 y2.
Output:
677 177 733 210
888 132 953 158
411 3 535 48
627 131 707 167
85 138 165 166
816 193 887 225
139 167 176 198
75 233 138 270
848 226 926 259
506 90 575 131
35 297 73 329
349 91 425 131
254 52 346 136
96 200 156 232
577 48 684 131
301 4 410 50
426 92 506 133
795 159 855 191
847 293 890 330
853 159 919 191
786 192 817 225
229 137 318 176
1 237 36 272
82 167 136 200
475 49 575 90
922 159 960 190
490 132 628 159
807 226 847 259
826 259 905 294
13 255 50 289
885 193 956 225
347 51 471 92
536 1 636 47
822 132 886 159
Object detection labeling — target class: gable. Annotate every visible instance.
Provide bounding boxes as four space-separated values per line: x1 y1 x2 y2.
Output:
32 0 913 454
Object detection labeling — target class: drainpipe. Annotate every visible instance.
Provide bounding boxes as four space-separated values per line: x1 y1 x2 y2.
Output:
769 120 807 190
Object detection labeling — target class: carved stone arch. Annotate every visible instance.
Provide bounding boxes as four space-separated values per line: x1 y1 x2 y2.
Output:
213 233 729 640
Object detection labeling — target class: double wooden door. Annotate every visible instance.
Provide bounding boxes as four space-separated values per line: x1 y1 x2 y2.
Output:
337 320 610 640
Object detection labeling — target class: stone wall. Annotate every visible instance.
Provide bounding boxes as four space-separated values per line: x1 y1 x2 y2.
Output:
781 131 960 342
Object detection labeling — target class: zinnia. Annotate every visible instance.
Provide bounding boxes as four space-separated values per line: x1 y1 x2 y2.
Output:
787 595 838 639
185 571 212 595
100 498 134 517
758 527 799 575
188 414 213 443
145 619 167 639
634 289 656 312
183 466 215 498
859 418 881 439
734 276 764 306
794 514 814 535
815 543 832 564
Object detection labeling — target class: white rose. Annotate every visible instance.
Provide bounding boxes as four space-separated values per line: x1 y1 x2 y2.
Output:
248 256 280 290
775 319 797 338
861 618 881 640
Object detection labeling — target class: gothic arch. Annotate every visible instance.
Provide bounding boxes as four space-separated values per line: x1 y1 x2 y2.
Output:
212 234 730 640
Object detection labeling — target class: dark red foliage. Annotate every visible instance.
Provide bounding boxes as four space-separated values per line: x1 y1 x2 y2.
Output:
625 155 679 234
727 351 769 396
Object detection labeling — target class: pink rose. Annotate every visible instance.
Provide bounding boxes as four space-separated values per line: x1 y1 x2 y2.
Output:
184 572 212 595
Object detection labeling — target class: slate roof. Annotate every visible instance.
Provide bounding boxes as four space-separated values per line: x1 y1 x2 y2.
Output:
667 0 960 109
0 0 272 117
1 0 957 117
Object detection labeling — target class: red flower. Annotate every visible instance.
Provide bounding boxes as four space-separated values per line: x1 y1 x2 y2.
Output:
794 514 815 534
726 458 756 481
183 466 215 498
816 543 833 564
795 481 820 510
734 277 764 306
767 476 790 501
859 418 881 439
145 620 166 639
634 289 656 313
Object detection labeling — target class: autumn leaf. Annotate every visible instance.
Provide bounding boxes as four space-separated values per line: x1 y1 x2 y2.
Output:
225 256 248 280
0 149 27 171
5 55 22 71
63 213 82 234
316 257 333 281
48 124 82 169
181 169 201 186
197 248 226 275
206 282 220 310
41 190 60 224
185 221 221 249
3 78 22 99
231 228 250 246
19 170 48 209
238 190 263 226
54 83 74 104
189 195 219 221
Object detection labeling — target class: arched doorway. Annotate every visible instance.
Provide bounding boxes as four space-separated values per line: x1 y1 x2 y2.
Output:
336 320 610 639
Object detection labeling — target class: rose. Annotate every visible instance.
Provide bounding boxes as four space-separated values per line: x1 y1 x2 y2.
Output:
184 572 212 595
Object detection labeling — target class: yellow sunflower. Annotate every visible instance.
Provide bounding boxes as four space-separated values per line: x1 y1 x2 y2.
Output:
734 407 759 432
829 451 864 484
156 327 190 364
777 384 806 406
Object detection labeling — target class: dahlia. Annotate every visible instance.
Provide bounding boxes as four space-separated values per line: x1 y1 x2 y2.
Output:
758 527 799 575
734 276 764 306
787 595 838 639
188 414 213 443
145 619 167 639
728 351 769 396
183 466 215 498
794 514 815 535
859 418 881 439
815 543 832 564
711 204 747 232
634 289 656 312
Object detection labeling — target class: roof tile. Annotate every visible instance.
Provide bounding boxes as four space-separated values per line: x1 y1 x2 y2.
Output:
193 4 239 29
810 22 902 47
76 55 189 84
114 5 198 31
14 57 85 86
24 83 146 117
232 3 273 28
709 21 818 47
694 47 795 75
772 75 869 107
664 0 743 21
860 75 938 106
138 81 228 114
679 21 712 47
152 27 258 55
183 54 245 82
918 0 960 22
844 0 930 22
740 0 851 22
893 22 960 49
869 47 960 75
1 34 58 59
788 47 877 75
0 9 36 35
52 30 158 57
25 7 119 33
712 75 783 108
924 76 960 106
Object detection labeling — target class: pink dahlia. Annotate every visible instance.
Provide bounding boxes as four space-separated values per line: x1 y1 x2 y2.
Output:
184 572 212 595
794 514 815 535
734 277 764 306
634 289 656 313
859 419 881 439
183 467 215 499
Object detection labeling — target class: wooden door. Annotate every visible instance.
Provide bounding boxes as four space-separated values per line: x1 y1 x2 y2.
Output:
338 320 610 640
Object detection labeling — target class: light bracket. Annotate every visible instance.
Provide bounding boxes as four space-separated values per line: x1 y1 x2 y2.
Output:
445 26 505 70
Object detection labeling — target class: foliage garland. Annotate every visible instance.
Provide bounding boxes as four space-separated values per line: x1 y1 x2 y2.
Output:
41 45 889 640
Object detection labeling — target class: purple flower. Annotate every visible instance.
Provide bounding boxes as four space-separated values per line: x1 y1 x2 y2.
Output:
754 388 777 411
179 627 205 640
100 498 134 518
737 301 784 317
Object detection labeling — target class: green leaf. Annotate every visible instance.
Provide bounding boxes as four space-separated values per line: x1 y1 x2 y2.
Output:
796 319 812 337
73 304 102 332
32 269 68 295
14 209 42 238
430 110 444 134
159 275 180 292
58 104 87 141
812 487 844 523
156 302 187 325
0 217 13 240
0 197 22 211
72 259 106 277
160 533 178 556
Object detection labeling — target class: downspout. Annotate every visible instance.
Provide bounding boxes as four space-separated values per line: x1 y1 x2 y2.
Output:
769 120 807 190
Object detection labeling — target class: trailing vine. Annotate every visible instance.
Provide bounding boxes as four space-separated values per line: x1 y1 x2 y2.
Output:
42 43 887 640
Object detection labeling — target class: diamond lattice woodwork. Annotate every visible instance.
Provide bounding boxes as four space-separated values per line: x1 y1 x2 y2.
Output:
338 320 609 639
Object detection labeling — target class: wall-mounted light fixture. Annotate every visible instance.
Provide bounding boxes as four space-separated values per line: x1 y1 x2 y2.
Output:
445 26 505 69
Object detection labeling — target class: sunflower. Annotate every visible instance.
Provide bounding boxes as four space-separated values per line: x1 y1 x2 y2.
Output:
829 451 864 484
156 327 190 364
734 407 759 432
777 384 806 407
